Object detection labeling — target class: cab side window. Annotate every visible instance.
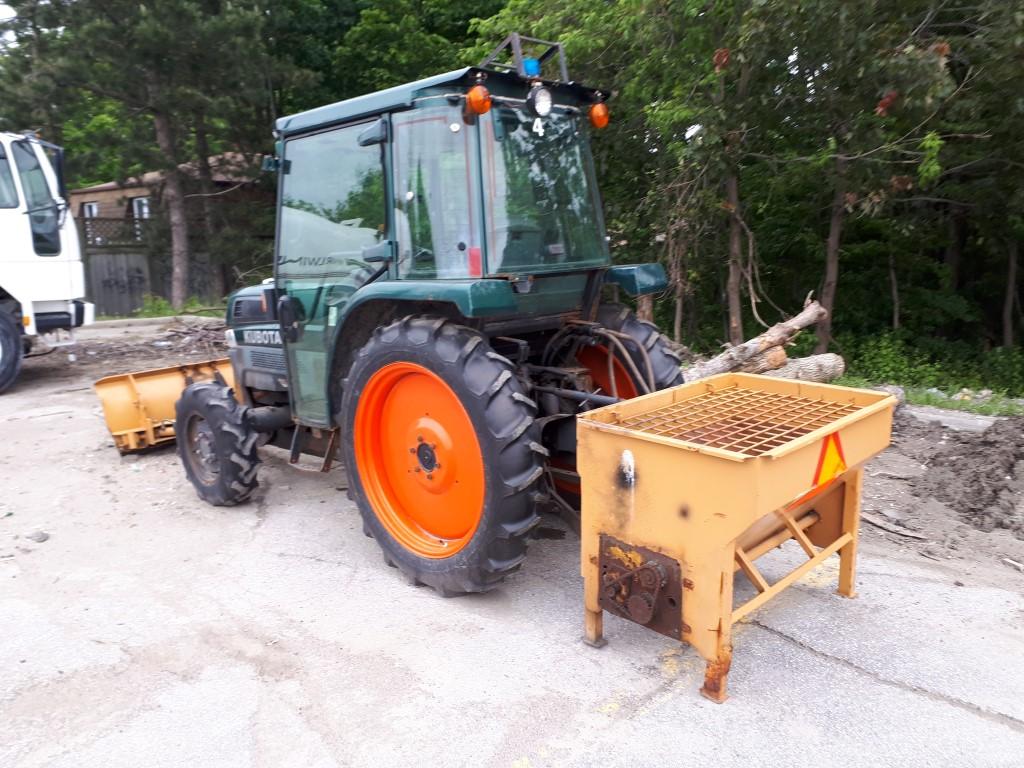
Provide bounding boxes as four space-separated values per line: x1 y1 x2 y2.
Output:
0 148 18 208
278 124 386 288
392 106 481 278
11 141 61 255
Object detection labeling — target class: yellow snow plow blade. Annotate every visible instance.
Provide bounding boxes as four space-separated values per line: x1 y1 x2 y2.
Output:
94 359 237 453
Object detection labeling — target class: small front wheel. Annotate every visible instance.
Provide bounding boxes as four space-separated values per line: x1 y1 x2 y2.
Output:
175 382 260 506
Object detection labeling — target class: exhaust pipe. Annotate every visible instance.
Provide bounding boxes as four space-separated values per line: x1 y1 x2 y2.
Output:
246 405 293 433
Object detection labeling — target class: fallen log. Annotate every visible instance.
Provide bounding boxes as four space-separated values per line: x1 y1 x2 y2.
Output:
682 301 827 382
763 352 845 383
737 346 787 374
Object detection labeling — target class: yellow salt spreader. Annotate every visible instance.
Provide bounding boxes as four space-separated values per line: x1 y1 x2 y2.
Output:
577 373 895 701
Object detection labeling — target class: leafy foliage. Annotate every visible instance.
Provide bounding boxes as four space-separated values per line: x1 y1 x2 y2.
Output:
0 0 1020 383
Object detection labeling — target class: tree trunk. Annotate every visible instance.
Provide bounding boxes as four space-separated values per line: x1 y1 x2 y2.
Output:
683 300 826 382
943 207 967 290
725 171 744 345
763 353 846 383
673 294 684 344
668 236 687 343
152 108 190 309
888 251 900 330
193 113 226 300
1004 240 1019 349
715 57 749 348
815 157 847 353
636 294 654 322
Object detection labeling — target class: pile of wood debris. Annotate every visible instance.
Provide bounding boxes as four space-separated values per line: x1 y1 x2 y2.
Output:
679 300 845 384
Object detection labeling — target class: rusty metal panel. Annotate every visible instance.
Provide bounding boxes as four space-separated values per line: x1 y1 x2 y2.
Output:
598 535 683 640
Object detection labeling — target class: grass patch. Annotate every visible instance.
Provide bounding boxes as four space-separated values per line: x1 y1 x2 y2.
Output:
836 374 1023 416
903 388 1024 417
130 295 225 319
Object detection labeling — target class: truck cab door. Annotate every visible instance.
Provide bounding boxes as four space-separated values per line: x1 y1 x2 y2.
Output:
275 119 390 426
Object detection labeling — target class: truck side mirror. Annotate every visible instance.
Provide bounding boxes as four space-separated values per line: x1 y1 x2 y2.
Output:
276 295 305 343
357 118 388 147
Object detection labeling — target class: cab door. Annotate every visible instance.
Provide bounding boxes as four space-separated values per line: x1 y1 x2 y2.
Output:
275 120 390 426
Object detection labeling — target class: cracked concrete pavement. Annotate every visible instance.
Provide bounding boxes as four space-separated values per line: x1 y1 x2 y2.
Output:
2 362 1023 768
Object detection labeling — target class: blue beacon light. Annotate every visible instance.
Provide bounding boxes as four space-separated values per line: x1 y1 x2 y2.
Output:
522 57 541 77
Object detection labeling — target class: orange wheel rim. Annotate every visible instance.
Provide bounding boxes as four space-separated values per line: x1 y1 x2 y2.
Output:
354 362 485 558
577 344 640 400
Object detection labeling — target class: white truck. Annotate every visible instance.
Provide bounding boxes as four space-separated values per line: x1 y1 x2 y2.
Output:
0 131 94 392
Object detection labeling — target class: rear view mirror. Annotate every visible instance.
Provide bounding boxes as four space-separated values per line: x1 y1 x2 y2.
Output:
358 118 389 147
276 295 306 343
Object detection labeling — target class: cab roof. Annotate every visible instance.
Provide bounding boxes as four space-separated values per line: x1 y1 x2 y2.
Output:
275 66 609 138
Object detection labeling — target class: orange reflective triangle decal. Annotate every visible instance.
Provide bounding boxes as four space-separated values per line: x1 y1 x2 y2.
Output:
813 433 847 487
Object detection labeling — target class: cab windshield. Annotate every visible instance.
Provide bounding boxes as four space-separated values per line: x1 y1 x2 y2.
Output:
482 105 608 273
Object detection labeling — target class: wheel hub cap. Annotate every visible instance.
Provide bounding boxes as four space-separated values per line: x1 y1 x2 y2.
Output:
415 442 437 472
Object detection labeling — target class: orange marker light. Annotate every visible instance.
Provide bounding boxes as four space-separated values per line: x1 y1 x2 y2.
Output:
466 84 492 115
589 102 610 129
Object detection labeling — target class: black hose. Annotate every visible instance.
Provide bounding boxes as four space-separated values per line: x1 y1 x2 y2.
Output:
532 385 620 406
593 329 652 395
605 328 656 392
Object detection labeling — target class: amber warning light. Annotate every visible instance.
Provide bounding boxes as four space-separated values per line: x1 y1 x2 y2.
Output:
590 102 609 129
466 85 492 115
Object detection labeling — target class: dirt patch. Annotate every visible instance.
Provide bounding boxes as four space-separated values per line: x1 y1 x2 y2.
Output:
18 318 228 385
862 412 1024 580
911 418 1024 537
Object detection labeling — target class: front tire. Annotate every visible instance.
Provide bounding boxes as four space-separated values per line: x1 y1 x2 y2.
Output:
341 316 545 596
175 382 260 506
0 312 24 393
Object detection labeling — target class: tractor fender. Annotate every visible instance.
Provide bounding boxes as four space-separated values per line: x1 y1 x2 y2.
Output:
604 263 668 296
326 278 517 423
342 278 517 319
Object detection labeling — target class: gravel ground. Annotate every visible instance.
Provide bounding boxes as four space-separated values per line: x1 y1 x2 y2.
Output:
1 326 1023 767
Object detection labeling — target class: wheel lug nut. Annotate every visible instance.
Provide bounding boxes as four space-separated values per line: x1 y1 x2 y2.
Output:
426 474 433 481
409 447 415 453
414 467 421 473
417 435 423 443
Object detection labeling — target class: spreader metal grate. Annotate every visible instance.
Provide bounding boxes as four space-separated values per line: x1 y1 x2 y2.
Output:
617 384 862 456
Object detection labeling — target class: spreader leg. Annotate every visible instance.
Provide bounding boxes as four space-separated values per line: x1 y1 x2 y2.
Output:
700 649 733 703
583 608 607 648
837 468 863 598
699 552 735 703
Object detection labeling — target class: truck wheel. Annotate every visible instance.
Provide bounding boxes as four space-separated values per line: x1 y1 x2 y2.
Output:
0 311 23 393
576 303 683 398
341 316 545 596
175 381 260 506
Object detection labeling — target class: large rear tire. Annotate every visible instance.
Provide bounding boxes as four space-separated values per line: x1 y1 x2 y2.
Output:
0 312 24 393
341 316 545 596
175 382 260 506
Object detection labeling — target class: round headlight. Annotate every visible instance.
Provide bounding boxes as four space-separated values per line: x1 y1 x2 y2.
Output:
528 86 553 117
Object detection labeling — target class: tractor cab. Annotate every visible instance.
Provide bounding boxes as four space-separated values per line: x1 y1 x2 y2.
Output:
269 36 661 427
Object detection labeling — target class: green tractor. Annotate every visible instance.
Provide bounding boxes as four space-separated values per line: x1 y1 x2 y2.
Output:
175 36 683 595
